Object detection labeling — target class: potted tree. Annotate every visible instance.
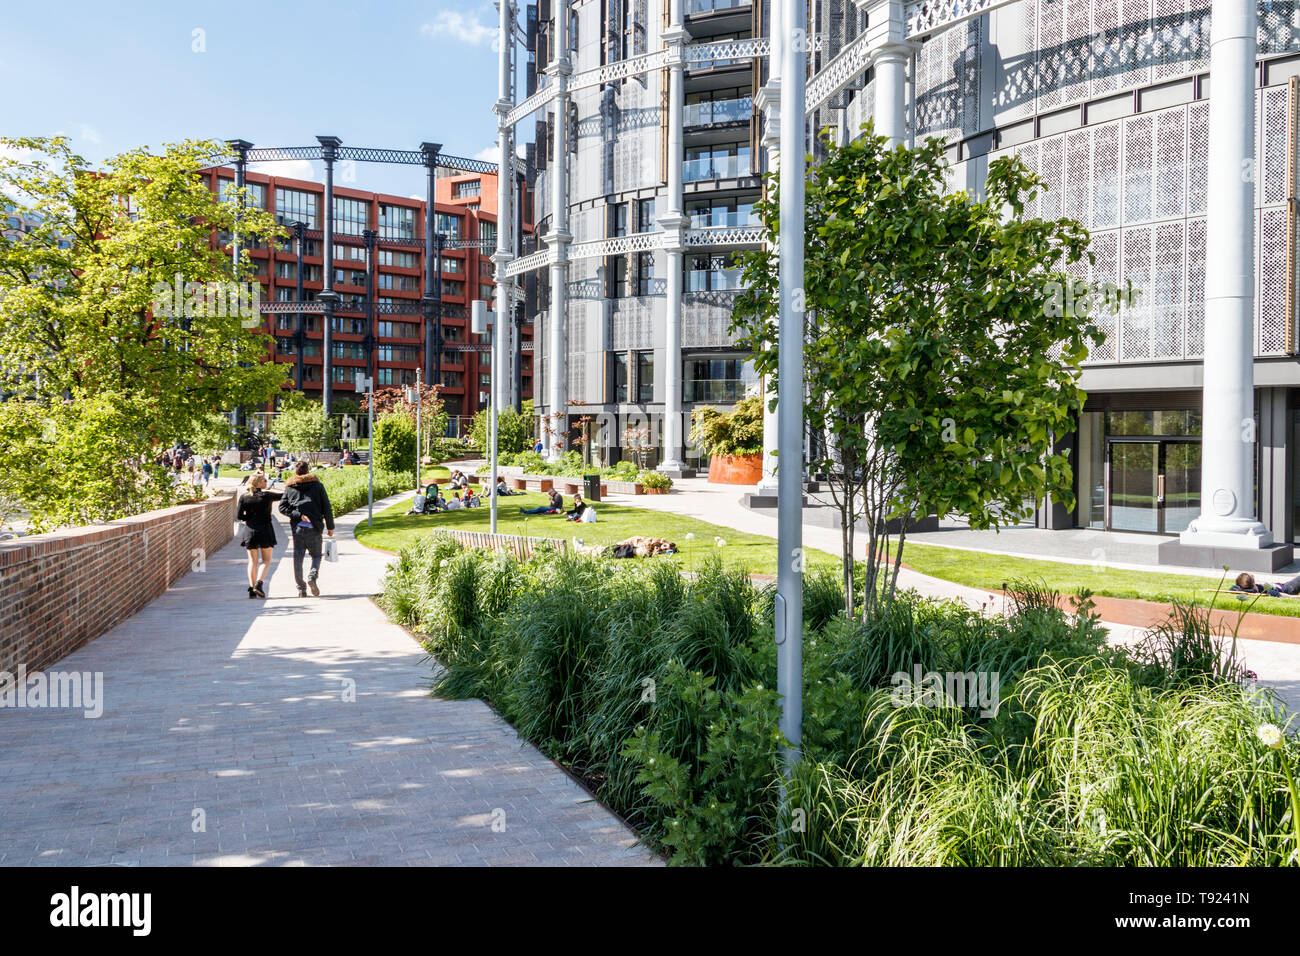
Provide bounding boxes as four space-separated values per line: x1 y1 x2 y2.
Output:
690 395 764 485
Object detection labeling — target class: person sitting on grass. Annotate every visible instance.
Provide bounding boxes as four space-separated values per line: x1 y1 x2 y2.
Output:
520 488 564 515
464 488 481 508
495 477 519 497
449 470 469 490
446 491 465 511
1231 572 1300 597
565 492 590 522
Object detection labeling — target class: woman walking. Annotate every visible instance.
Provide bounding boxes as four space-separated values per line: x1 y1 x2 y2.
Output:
237 471 282 599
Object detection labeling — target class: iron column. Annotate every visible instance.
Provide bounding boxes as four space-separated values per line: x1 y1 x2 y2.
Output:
318 135 342 417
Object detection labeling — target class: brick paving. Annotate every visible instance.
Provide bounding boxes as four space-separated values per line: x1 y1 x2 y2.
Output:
0 491 659 867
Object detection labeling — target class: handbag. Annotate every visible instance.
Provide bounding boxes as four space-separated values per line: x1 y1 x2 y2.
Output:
324 537 339 562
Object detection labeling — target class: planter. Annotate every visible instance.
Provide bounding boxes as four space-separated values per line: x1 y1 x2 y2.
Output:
644 486 667 495
707 453 763 485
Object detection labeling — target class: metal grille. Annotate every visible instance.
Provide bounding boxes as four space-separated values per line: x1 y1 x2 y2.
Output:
1093 122 1122 228
1123 113 1154 225
1186 100 1209 216
1090 230 1121 361
1186 217 1206 356
1152 221 1186 357
1259 207 1290 354
1120 226 1154 359
1155 109 1186 220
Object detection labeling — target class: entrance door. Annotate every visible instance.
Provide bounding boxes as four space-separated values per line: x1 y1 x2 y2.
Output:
1109 441 1160 532
1106 439 1201 534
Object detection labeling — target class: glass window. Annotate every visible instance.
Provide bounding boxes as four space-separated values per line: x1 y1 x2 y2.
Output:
612 353 629 403
683 355 757 403
333 197 368 236
275 187 318 229
479 221 496 245
452 180 482 199
379 204 417 240
220 180 266 210
436 213 463 239
636 351 654 403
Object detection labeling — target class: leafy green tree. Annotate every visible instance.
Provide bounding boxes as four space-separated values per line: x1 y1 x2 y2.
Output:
273 395 338 459
734 125 1109 616
470 398 535 454
690 395 764 458
0 136 286 526
373 411 417 481
188 411 234 456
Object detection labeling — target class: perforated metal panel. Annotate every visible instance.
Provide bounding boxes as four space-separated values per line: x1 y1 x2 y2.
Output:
1155 109 1186 221
1185 217 1206 357
1092 122 1122 229
1089 230 1121 362
1121 226 1154 360
1066 128 1092 226
1259 207 1291 354
1186 100 1209 216
1123 113 1154 225
1039 135 1065 220
1152 221 1186 357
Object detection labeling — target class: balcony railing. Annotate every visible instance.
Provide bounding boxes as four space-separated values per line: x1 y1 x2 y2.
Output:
684 96 753 127
685 379 751 403
683 154 751 182
685 0 750 14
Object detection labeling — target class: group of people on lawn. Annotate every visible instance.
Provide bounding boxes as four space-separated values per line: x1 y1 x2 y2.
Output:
409 468 592 521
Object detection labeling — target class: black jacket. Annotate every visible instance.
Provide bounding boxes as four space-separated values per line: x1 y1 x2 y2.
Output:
278 473 335 531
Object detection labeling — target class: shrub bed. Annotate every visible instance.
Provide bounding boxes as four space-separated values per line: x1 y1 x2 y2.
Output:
314 465 414 517
378 539 1300 866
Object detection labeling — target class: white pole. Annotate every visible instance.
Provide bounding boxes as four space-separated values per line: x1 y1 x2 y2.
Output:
757 0 784 496
493 0 516 526
545 0 571 462
659 0 689 474
776 0 806 774
491 318 501 534
415 368 423 493
1181 0 1272 549
367 379 374 528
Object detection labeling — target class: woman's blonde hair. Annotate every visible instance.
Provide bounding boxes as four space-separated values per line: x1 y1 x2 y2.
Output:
248 472 268 491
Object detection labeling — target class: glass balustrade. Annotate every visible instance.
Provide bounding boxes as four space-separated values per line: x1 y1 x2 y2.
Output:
682 151 751 182
684 96 753 127
685 0 750 13
689 208 760 229
684 268 744 292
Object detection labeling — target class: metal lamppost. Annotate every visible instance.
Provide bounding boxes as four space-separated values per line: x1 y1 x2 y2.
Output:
776 0 807 782
472 300 500 534
291 220 306 391
356 372 375 527
406 367 424 494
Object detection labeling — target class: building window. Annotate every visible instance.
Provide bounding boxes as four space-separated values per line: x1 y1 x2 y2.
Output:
220 180 266 210
334 243 366 262
442 257 464 274
377 250 418 268
436 213 462 239
378 320 420 338
275 188 318 229
636 351 654 403
612 353 629 403
442 279 464 297
377 345 420 363
378 273 419 291
333 197 368 236
683 355 756 403
452 180 482 199
479 221 496 245
379 204 417 240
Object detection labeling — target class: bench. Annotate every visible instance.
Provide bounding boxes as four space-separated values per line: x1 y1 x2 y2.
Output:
441 529 569 559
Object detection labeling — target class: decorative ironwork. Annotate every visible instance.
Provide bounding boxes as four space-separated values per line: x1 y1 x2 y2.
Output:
904 0 1020 39
570 49 669 93
508 86 558 127
505 247 556 277
684 226 766 247
805 32 874 116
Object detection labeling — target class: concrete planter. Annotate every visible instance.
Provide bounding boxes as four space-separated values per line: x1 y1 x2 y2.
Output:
708 453 763 485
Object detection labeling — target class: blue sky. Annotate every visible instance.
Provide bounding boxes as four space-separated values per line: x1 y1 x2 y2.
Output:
2 0 508 196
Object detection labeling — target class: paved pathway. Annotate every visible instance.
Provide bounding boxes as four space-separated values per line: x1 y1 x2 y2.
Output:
0 491 658 867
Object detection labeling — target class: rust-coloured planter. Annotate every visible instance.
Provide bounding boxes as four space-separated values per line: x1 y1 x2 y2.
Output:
707 453 763 485
643 486 667 495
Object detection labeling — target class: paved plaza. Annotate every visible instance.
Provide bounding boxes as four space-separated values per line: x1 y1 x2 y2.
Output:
0 490 658 867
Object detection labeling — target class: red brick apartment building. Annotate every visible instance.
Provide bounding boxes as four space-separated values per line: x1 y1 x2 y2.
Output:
204 165 532 418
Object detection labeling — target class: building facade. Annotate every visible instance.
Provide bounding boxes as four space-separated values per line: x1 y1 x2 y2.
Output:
206 164 533 420
511 0 1300 556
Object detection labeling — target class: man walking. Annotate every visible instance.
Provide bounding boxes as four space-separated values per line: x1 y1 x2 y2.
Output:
278 461 336 598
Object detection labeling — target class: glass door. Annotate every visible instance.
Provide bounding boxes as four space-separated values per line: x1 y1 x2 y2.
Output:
1161 441 1201 533
1108 441 1160 532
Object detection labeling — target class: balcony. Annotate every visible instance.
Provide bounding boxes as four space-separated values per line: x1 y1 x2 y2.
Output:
685 268 744 292
686 0 750 13
683 153 751 182
684 96 753 127
689 209 759 229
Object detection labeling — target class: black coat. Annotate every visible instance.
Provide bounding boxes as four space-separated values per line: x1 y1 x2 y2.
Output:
278 474 335 532
237 490 283 549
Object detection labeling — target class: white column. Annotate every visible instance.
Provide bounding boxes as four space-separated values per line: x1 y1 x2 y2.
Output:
545 3 572 462
660 0 690 474
1181 0 1271 548
755 0 783 495
492 0 516 533
864 1 913 148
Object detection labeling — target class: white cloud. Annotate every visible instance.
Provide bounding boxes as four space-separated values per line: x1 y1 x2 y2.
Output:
248 150 316 182
79 124 102 145
474 146 498 162
421 11 495 46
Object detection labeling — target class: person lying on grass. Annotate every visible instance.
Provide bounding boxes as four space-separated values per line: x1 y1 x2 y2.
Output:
1230 571 1300 597
576 535 677 558
520 488 564 515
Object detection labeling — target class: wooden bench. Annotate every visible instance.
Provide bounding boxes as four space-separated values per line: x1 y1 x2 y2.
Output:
441 529 569 559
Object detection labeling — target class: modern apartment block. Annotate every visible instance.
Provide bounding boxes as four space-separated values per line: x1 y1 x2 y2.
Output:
205 163 533 419
507 0 1300 562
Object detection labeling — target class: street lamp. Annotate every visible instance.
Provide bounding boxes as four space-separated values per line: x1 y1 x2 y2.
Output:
356 372 375 527
472 299 500 534
405 367 424 494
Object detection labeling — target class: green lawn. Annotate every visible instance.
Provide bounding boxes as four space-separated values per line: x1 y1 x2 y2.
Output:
896 541 1300 618
355 491 839 576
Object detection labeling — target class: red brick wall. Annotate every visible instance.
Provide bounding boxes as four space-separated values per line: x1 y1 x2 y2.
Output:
0 492 239 674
